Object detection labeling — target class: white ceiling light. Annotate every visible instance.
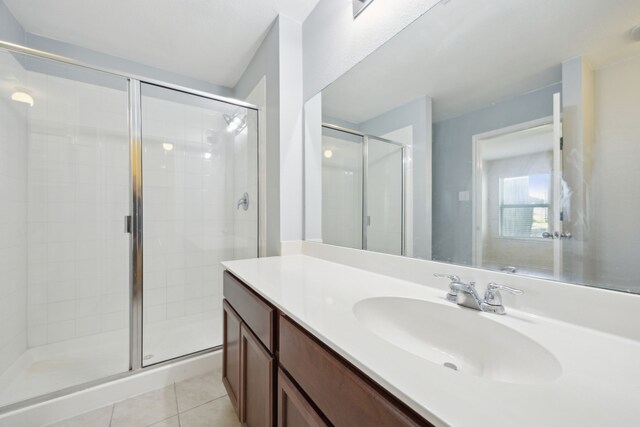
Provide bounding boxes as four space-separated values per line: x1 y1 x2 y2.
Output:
162 142 174 151
324 149 333 159
224 111 247 134
11 91 34 106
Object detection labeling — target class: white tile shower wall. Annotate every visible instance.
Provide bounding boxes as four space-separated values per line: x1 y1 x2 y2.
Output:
141 96 239 344
25 71 130 347
0 51 28 373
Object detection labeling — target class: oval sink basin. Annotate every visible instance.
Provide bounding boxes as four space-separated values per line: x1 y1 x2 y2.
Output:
353 297 562 384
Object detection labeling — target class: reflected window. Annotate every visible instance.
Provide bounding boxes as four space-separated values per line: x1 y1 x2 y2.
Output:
499 174 550 238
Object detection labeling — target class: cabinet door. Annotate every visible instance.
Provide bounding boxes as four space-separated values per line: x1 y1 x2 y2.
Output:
240 323 274 427
223 300 242 414
277 369 327 427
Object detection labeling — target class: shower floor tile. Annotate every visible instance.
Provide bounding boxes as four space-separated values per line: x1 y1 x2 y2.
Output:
0 330 129 408
0 312 222 408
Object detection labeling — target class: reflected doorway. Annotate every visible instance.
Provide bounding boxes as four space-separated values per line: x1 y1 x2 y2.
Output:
472 94 564 279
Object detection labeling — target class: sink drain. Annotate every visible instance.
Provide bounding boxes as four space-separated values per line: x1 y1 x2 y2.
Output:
443 362 458 371
143 354 154 360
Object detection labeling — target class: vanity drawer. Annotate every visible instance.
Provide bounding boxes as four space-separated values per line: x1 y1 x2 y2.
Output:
279 315 430 427
223 271 275 352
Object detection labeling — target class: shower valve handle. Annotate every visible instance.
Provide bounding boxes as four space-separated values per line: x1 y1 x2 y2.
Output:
237 192 249 211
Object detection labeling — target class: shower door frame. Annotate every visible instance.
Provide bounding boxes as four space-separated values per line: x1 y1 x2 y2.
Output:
321 123 407 256
0 40 260 413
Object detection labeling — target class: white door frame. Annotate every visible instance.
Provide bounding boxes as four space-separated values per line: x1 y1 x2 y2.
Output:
552 92 563 278
471 116 554 268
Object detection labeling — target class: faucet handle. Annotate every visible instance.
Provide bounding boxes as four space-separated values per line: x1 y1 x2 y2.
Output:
484 282 523 306
433 273 461 283
435 273 465 303
487 282 523 294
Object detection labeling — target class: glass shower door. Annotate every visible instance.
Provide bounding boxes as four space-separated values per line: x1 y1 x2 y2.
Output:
366 137 404 255
321 126 364 249
140 84 258 365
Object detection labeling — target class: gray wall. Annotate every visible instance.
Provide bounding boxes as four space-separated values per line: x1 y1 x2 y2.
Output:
302 0 440 100
235 16 305 254
23 33 233 96
234 20 281 256
0 0 24 44
432 83 561 265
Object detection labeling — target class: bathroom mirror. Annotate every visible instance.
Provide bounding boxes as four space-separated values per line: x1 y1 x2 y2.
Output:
304 0 640 293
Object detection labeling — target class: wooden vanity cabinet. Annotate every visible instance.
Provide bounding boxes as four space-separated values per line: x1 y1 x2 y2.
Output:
223 270 432 427
223 272 275 427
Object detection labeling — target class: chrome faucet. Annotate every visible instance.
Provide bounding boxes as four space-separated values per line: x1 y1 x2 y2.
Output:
434 274 523 315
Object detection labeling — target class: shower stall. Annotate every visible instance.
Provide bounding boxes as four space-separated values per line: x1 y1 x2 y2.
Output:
0 42 258 410
321 124 405 256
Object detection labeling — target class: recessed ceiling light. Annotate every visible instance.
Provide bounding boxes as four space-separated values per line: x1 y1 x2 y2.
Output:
162 142 174 151
11 91 34 107
324 149 333 159
353 0 375 18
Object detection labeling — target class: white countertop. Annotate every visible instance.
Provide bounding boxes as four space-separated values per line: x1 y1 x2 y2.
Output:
222 255 640 427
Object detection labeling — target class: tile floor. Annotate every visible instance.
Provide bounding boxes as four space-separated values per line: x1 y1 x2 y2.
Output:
45 368 240 427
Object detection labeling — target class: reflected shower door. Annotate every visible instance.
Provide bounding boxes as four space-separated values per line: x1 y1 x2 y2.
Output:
321 126 364 249
140 84 258 365
366 137 404 255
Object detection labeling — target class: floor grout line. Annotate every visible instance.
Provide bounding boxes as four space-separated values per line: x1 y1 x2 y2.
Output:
109 403 115 427
173 382 181 427
178 392 230 416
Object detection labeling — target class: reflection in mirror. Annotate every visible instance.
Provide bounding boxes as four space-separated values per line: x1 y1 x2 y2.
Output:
304 0 640 293
320 125 405 255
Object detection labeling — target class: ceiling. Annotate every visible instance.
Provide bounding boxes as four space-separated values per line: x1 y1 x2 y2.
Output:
4 0 321 88
322 0 640 124
481 124 554 161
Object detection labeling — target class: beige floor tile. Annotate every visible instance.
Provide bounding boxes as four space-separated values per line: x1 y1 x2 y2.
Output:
111 385 178 427
148 415 180 427
45 405 113 427
175 369 227 412
180 397 240 427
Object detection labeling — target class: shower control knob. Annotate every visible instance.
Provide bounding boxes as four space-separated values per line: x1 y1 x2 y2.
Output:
237 192 249 211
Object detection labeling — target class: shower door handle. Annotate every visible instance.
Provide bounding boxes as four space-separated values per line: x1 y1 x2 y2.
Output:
125 215 132 233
